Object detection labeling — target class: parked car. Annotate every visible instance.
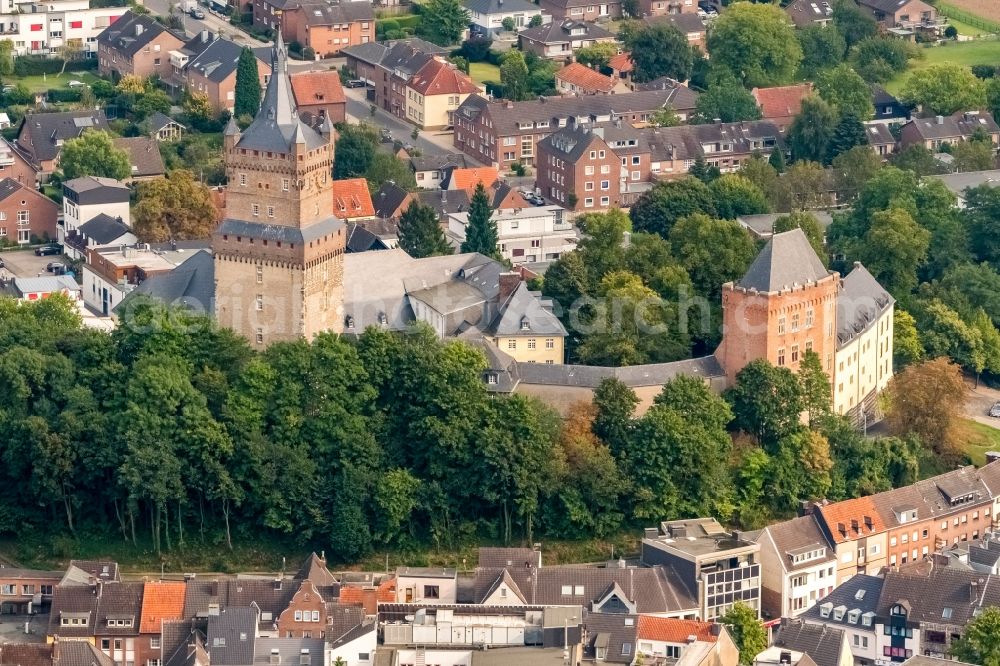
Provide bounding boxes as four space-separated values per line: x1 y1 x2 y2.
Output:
46 261 65 272
379 128 393 143
989 402 1000 418
345 79 367 88
67 80 86 88
190 7 205 17
34 245 61 256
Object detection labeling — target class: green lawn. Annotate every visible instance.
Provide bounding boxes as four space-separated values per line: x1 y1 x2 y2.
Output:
469 61 501 85
885 40 1000 94
12 70 103 93
962 419 1000 466
946 17 990 37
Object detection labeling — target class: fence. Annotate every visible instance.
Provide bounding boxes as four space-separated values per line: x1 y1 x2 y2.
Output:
932 0 1000 33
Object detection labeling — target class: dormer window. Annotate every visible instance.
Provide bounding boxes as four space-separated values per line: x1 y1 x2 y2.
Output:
862 612 874 627
819 603 832 619
891 604 907 618
833 606 846 621
520 317 530 330
848 610 860 624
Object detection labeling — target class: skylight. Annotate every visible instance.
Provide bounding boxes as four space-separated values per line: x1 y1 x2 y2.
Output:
855 589 866 600
942 608 953 619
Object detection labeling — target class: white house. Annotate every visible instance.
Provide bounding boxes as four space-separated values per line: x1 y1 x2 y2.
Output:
82 243 205 316
395 567 458 604
464 0 549 35
0 0 127 57
446 205 577 265
61 176 131 260
326 624 376 666
754 514 837 619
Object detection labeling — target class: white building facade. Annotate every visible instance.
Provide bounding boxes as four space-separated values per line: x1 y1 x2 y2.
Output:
0 0 127 57
447 205 577 265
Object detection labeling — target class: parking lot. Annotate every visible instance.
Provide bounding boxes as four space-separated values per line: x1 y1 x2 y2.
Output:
0 250 67 279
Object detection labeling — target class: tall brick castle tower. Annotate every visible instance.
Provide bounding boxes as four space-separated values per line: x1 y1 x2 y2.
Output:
212 34 344 345
716 229 840 385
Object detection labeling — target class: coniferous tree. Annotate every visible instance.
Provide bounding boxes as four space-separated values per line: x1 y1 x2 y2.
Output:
826 113 868 163
461 183 499 257
398 201 453 258
768 148 786 173
234 47 261 120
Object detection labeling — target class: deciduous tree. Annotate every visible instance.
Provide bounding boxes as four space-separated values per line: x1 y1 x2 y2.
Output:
707 3 802 87
788 95 838 163
885 357 968 460
500 50 530 101
59 131 131 181
629 177 716 237
692 71 763 123
721 603 767 666
420 0 471 46
952 606 1000 666
133 170 219 242
709 174 769 219
797 24 846 78
622 23 693 82
669 213 758 299
816 64 875 120
726 359 805 446
900 63 986 116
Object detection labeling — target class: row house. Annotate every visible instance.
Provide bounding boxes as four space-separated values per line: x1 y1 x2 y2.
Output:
554 62 630 96
281 1 374 58
537 0 621 22
755 514 838 620
97 10 185 81
405 57 480 130
16 109 111 176
634 616 738 665
898 110 1000 151
0 137 37 186
752 84 813 132
517 19 615 60
785 0 833 28
0 0 126 58
0 178 58 245
289 70 346 127
535 119 782 211
763 619 854 666
341 37 449 87
452 86 699 171
61 175 131 259
801 575 884 666
166 31 272 112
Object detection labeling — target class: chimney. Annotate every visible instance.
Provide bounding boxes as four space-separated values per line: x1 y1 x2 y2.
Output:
210 580 219 597
498 271 521 303
936 115 944 125
710 623 721 637
686 634 698 644
52 637 60 661
201 29 210 43
269 649 281 665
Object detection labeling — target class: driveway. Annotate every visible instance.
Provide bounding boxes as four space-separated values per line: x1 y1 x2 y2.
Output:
0 250 66 279
964 377 1000 429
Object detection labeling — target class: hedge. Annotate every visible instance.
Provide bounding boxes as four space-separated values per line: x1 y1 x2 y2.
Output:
14 55 97 76
46 88 83 103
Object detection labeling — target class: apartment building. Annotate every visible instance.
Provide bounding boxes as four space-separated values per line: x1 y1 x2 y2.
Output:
97 10 185 80
0 567 61 613
405 58 480 130
755 514 838 620
453 87 699 171
0 178 58 245
446 204 576 265
167 32 272 112
0 0 126 58
281 1 374 57
640 518 761 621
61 175 131 258
536 125 621 210
801 575 883 666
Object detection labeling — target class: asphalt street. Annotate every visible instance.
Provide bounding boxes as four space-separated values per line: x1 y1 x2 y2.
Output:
138 0 267 45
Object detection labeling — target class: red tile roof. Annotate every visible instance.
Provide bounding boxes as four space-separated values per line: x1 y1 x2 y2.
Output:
331 178 375 219
751 83 813 120
816 496 886 544
608 52 634 74
377 577 396 602
409 58 479 97
636 616 720 643
289 70 346 107
556 62 617 94
449 167 499 192
139 581 186 634
338 587 365 606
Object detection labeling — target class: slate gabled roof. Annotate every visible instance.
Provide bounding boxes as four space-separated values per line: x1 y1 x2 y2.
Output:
464 0 538 14
296 0 374 27
518 19 614 44
207 607 258 666
21 111 111 163
801 574 883 627
187 37 270 84
373 181 410 219
583 612 637 664
478 547 542 569
761 514 836 573
737 228 830 293
294 553 338 588
772 619 847 666
836 262 893 349
97 10 180 57
876 566 1000 627
114 250 215 316
489 282 566 336
78 214 132 245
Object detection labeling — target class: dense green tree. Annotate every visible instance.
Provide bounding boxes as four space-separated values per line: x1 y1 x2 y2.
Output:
885 357 968 460
768 147 786 173
59 131 131 181
629 177 716 237
952 606 1000 666
133 169 219 242
364 152 417 192
707 3 802 87
0 39 12 77
787 95 838 163
891 144 943 176
798 25 847 78
931 263 1000 325
726 359 805 446
798 350 831 425
893 309 924 369
592 378 639 459
689 155 720 183
816 64 875 120
722 603 768 666
234 47 261 120
850 37 911 83
333 125 376 179
669 213 758 299
623 22 693 82
832 0 877 47
574 42 619 70
461 183 499 257
900 63 987 116
856 207 930 295
398 201 452 258
951 138 996 173
500 50 530 101
773 212 826 261
772 160 830 212
419 0 471 45
692 71 763 123
709 174 769 219
827 113 869 162
832 145 882 202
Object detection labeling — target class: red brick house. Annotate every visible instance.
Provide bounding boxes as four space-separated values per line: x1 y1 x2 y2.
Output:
0 567 61 613
555 62 630 95
537 0 621 22
899 110 1000 151
751 83 813 132
639 0 697 16
0 178 59 245
97 11 185 81
290 70 347 126
281 1 375 57
276 580 328 638
137 582 185 666
0 138 39 187
536 125 622 211
16 110 112 177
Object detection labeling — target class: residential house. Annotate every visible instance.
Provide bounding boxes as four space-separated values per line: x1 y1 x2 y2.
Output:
444 166 500 191
639 0 697 17
518 20 615 60
0 177 58 245
251 0 289 33
1 276 83 302
341 37 449 85
16 110 111 176
92 582 144 666
581 612 637 664
536 125 622 211
855 0 940 31
484 280 567 363
0 567 61 613
0 0 127 58
369 41 434 121
784 0 833 28
207 607 259 663
608 52 633 85
752 84 814 132
395 567 458 604
464 0 548 36
326 622 376 666
61 176 131 259
411 153 468 189
800 575 883 666
453 87 699 170
899 110 1000 151
113 136 166 181
491 182 529 210
736 211 833 242
97 10 185 80
372 180 473 227
871 85 909 125
635 617 739 666
170 33 272 112
137 581 186 666
640 518 762 621
759 619 854 666
0 639 115 666
406 57 480 129
146 113 185 142
642 13 706 49
754 514 838 620
447 205 577 265
276 580 328 638
538 0 621 22
281 1 374 57
866 123 897 158
65 214 136 259
0 137 38 186
555 62 630 96
330 178 376 221
289 70 346 126
930 169 1000 207
83 242 211 316
874 565 1000 661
